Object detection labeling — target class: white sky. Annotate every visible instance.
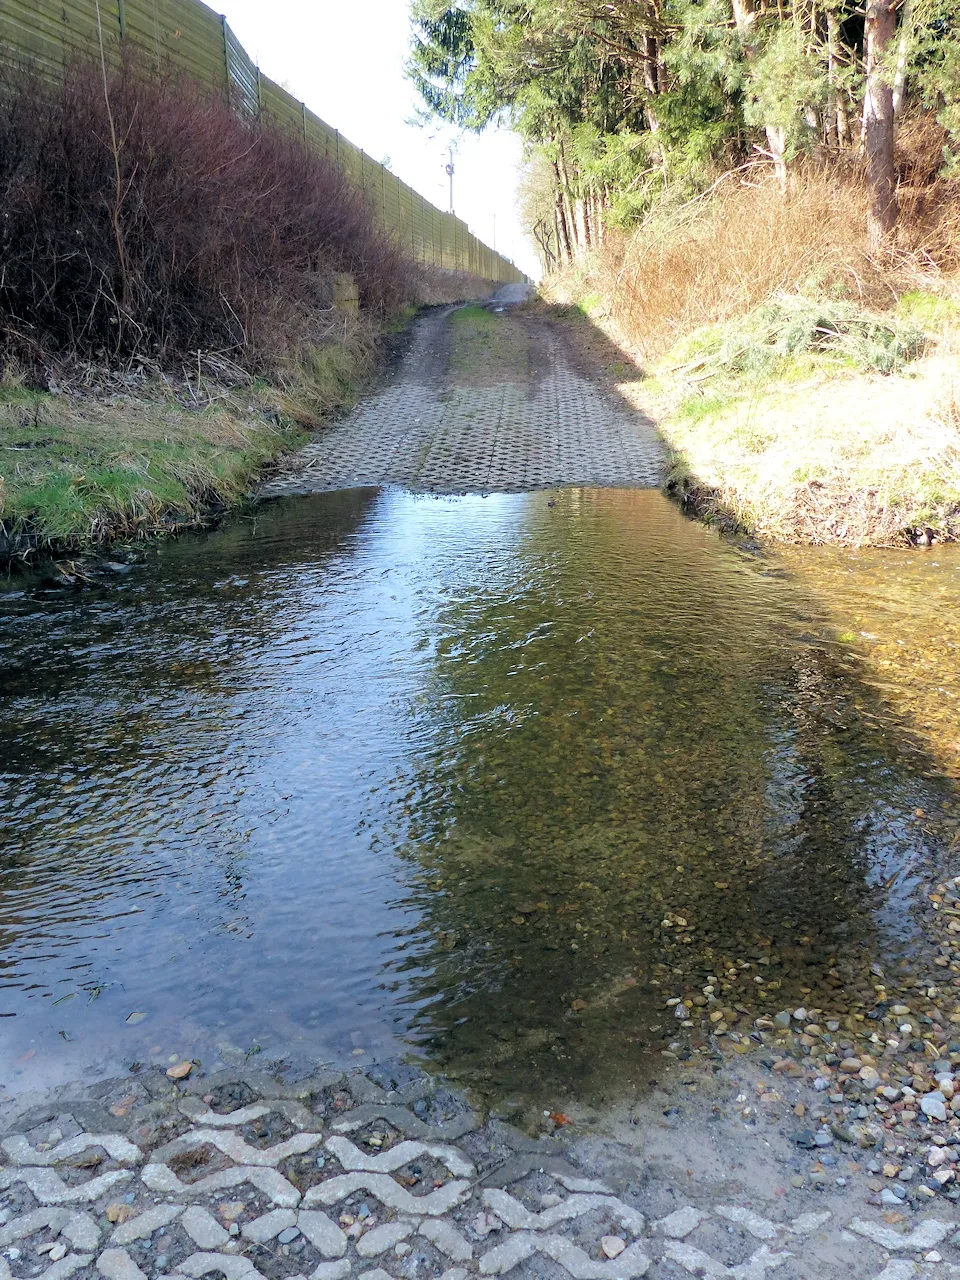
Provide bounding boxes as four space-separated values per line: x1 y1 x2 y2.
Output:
215 0 540 279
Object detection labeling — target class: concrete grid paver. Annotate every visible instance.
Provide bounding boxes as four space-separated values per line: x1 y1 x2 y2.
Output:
1 1064 957 1280
261 301 664 499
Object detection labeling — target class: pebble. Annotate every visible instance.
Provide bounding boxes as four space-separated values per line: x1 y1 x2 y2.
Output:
277 1227 300 1244
601 1237 626 1259
920 1092 948 1122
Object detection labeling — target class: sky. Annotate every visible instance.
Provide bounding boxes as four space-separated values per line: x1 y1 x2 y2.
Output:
215 0 540 279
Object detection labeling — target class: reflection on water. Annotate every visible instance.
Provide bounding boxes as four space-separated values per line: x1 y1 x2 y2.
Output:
0 489 955 1100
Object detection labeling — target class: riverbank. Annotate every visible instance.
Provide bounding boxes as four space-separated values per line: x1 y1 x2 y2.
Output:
545 174 960 549
2 1054 958 1280
0 303 448 566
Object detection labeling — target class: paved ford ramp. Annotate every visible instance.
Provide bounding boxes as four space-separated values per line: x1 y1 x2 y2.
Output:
262 293 664 497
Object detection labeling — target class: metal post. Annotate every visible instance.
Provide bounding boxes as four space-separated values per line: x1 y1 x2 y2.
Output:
221 15 231 104
117 0 125 41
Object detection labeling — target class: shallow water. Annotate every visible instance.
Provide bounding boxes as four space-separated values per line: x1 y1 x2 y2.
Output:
0 489 957 1100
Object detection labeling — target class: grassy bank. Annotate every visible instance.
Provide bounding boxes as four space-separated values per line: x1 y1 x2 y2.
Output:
0 320 382 561
547 172 960 547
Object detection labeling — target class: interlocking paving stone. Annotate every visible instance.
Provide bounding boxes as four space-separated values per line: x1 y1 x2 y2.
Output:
177 1252 259 1279
142 1162 300 1207
110 1203 181 1244
482 1189 644 1235
848 1217 952 1251
261 309 664 501
156 1128 321 1168
655 1207 708 1239
240 1209 298 1244
329 1104 478 1142
0 1208 72 1246
538 1236 651 1280
0 1166 133 1204
98 1248 147 1280
112 1204 184 1247
176 1104 272 1128
2 1134 142 1167
788 1211 831 1235
663 1241 790 1279
1 1064 957 1280
871 1264 918 1280
181 1207 230 1250
61 1212 101 1251
297 1211 348 1257
309 1261 352 1280
418 1219 474 1261
354 1221 417 1258
714 1205 778 1240
302 1171 470 1216
325 1135 475 1178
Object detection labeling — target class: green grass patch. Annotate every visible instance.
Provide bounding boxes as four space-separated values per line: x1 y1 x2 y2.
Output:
895 290 960 328
449 305 529 383
0 321 387 554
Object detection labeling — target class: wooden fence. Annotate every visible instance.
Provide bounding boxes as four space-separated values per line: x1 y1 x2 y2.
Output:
0 0 526 284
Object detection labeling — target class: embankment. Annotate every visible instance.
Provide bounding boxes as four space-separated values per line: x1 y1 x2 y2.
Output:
547 171 960 547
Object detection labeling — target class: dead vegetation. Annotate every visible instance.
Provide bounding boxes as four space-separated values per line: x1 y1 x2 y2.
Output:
547 154 960 547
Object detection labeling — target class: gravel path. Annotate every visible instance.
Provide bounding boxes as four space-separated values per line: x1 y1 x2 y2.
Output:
1 1061 957 1280
261 294 664 498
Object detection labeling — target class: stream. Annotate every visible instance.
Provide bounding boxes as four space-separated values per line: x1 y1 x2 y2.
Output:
1 487 958 1102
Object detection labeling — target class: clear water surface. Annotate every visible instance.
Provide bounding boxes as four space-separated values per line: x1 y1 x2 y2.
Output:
0 488 957 1101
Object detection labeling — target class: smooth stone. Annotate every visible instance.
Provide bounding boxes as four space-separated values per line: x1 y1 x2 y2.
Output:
601 1237 626 1259
921 1092 948 1122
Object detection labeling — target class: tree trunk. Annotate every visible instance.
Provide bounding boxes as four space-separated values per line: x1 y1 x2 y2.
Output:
892 0 914 121
732 0 788 188
825 10 840 149
552 161 573 264
765 124 788 190
863 0 899 247
556 141 581 255
643 34 662 135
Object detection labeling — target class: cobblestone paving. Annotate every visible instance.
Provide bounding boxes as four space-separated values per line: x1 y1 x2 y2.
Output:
2 1065 957 1280
261 304 664 498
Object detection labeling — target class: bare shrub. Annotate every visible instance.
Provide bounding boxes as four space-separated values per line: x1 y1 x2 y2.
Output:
413 266 496 305
0 56 413 374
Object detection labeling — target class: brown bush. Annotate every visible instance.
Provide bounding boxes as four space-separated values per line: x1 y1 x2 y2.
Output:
0 56 413 373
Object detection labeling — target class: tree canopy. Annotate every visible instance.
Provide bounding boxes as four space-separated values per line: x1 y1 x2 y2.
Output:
408 0 960 263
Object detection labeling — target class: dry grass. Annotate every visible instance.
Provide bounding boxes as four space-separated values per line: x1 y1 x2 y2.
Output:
413 267 498 306
627 350 960 546
546 164 960 545
570 170 880 363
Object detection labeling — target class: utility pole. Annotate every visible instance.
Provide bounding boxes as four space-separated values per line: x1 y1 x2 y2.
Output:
445 145 455 213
